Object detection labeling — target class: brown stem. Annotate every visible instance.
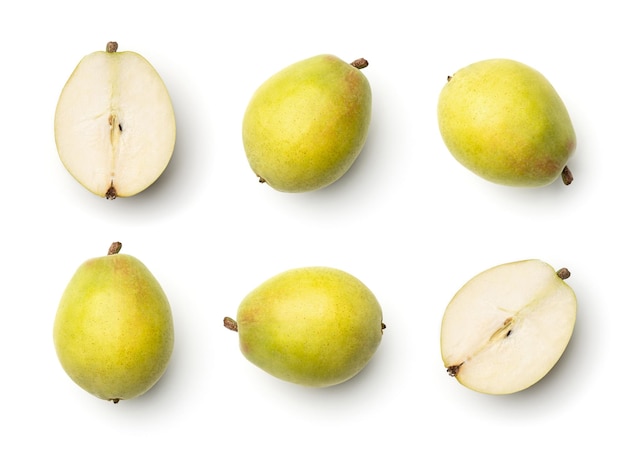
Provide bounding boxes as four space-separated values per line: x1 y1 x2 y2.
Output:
224 317 238 332
561 166 574 185
350 58 368 70
106 42 118 53
557 268 571 280
108 242 122 256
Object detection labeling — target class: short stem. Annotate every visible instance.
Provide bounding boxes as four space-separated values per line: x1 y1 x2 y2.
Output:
557 268 571 280
106 42 118 53
223 317 238 332
108 242 122 256
350 58 368 70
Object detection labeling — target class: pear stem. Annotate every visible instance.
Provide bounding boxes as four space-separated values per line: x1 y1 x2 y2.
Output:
106 42 118 53
350 58 368 70
223 317 238 332
557 268 571 280
108 242 122 256
561 166 574 185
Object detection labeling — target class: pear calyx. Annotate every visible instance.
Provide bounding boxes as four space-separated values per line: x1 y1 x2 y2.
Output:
223 317 238 332
105 184 117 200
561 166 574 185
106 41 118 53
446 363 463 377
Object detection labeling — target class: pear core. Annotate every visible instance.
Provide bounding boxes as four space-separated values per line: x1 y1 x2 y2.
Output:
437 59 576 187
225 267 384 387
242 54 372 192
53 242 174 402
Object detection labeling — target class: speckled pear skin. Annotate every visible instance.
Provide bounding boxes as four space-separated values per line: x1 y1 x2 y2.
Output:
228 267 384 387
53 243 174 402
242 55 372 192
438 59 576 187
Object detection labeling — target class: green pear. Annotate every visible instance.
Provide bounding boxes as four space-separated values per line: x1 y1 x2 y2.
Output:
55 42 176 199
437 59 576 187
242 55 372 192
53 242 174 403
224 267 385 387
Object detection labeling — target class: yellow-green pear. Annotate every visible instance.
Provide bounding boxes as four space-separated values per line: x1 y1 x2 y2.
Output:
55 42 176 199
242 55 372 192
224 267 385 387
437 59 576 187
53 242 174 403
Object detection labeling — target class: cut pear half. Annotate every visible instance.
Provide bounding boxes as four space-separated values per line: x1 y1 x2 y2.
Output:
54 42 176 199
440 259 577 395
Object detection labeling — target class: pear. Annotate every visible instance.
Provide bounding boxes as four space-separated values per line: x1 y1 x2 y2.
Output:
440 259 577 395
53 242 174 403
54 42 176 199
224 267 385 387
242 55 372 192
437 59 576 187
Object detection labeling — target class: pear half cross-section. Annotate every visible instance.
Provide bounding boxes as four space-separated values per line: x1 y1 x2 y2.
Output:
55 42 176 199
440 259 577 395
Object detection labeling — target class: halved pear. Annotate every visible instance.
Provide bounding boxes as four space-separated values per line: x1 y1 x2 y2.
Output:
54 42 176 199
440 259 577 395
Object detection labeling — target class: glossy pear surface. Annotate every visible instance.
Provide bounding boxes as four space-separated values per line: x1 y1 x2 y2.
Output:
438 59 576 187
53 243 174 402
55 42 176 199
440 259 577 395
242 55 372 192
225 267 384 387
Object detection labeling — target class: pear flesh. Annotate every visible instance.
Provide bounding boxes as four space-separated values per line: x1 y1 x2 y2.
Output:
53 242 174 402
54 42 176 199
437 59 576 187
224 267 385 387
242 55 372 192
440 259 577 395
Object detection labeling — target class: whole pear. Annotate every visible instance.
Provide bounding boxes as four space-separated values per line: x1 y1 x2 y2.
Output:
53 242 174 403
242 55 372 192
224 267 385 387
437 59 576 187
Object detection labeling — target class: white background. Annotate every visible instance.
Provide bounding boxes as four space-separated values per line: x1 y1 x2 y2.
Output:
1 1 621 452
